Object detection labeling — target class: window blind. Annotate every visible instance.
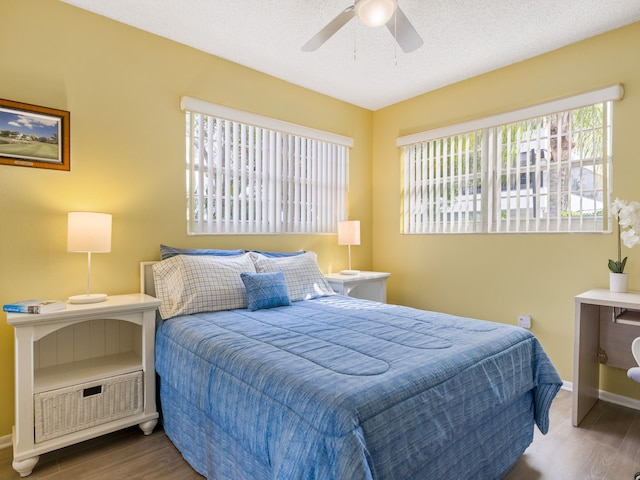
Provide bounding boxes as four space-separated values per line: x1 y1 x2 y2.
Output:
183 98 350 235
400 85 623 234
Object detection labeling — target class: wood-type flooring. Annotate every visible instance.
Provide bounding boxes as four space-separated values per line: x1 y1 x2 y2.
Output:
2 389 639 479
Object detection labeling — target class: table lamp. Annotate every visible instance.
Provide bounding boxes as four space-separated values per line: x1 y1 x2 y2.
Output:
67 211 112 304
338 220 360 275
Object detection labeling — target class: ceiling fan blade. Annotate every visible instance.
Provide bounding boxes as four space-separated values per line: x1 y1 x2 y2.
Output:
386 6 423 53
302 6 356 52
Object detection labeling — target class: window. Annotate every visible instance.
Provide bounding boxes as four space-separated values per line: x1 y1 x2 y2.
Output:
182 97 352 235
398 85 624 234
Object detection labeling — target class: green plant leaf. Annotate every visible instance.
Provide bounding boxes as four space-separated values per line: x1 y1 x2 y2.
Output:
608 257 628 273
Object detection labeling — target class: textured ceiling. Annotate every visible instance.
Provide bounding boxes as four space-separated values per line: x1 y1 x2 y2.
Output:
61 0 640 110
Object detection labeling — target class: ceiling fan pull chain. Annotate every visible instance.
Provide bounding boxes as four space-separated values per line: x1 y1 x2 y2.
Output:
353 21 357 61
394 10 398 66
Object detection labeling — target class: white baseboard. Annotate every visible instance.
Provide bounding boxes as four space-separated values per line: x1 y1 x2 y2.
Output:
599 389 640 410
559 379 640 411
0 433 12 450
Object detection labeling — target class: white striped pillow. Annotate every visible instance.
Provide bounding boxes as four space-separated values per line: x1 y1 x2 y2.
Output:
153 253 256 319
250 251 335 302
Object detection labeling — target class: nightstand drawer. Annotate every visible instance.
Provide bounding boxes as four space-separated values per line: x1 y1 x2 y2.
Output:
34 370 143 442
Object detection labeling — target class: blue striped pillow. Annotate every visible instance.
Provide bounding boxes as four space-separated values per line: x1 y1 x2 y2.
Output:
160 244 243 260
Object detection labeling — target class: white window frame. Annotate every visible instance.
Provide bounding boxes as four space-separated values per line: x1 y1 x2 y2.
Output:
397 85 624 234
181 97 353 235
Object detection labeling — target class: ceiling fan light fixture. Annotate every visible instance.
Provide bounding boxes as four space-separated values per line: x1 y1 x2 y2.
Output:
356 0 397 27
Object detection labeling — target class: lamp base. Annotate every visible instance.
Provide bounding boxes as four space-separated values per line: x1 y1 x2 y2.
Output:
68 293 107 304
339 269 360 275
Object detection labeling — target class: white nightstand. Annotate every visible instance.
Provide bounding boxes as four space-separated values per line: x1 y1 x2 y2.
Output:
6 293 161 477
325 271 391 303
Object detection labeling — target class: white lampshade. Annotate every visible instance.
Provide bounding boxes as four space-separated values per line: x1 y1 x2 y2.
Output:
68 212 112 253
356 0 397 27
338 220 361 246
67 212 112 304
338 220 360 275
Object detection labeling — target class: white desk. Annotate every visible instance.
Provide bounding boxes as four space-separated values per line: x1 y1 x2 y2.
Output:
573 289 640 426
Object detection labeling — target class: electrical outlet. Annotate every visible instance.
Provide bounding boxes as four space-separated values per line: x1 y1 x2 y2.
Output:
518 314 531 329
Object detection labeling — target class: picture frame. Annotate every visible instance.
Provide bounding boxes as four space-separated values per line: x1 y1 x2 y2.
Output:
0 98 70 171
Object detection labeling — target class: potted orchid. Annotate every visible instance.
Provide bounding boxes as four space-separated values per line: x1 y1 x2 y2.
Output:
609 198 640 292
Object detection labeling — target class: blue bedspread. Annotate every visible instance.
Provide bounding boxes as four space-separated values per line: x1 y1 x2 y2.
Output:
156 296 562 480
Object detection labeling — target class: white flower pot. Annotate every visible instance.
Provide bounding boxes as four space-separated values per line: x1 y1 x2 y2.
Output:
610 272 628 293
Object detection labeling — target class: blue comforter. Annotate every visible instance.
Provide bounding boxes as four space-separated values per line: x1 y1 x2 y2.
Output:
156 296 561 480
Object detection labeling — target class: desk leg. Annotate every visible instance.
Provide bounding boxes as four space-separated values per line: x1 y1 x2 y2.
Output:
572 302 600 426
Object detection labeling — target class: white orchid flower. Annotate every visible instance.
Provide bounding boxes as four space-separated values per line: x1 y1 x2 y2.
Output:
621 229 640 249
609 198 640 273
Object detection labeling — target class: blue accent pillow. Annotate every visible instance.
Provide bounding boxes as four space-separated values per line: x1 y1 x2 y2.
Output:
249 250 306 258
160 244 244 260
240 271 292 311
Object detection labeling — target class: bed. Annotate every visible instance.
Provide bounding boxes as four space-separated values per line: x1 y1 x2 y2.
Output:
142 248 562 480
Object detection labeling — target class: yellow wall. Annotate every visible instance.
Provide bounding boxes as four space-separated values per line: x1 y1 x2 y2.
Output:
0 1 372 437
372 22 640 398
2 0 640 441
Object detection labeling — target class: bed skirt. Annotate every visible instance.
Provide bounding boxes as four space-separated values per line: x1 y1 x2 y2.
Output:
160 379 534 480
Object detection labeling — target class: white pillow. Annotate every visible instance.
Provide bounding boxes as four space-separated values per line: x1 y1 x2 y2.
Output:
152 253 256 319
249 251 335 302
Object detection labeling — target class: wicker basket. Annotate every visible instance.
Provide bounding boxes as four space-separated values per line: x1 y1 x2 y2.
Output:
34 370 143 443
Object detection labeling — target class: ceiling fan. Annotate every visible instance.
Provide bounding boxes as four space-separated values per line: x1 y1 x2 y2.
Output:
302 0 423 53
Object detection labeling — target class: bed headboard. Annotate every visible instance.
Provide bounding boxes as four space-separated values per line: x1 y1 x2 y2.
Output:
140 261 159 297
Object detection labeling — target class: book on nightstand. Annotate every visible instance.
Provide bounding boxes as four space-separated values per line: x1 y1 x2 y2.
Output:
3 299 67 314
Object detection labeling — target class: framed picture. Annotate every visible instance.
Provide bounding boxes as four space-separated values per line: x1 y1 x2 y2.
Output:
0 99 70 171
